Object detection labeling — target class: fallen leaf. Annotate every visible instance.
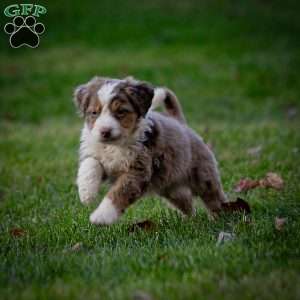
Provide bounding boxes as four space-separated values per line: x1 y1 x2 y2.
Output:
10 228 26 237
222 198 251 214
129 220 156 232
247 145 262 157
234 172 284 192
216 232 235 246
275 217 287 231
259 172 284 190
234 178 260 192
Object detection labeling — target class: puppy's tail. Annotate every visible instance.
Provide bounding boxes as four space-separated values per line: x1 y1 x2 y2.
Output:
150 88 186 124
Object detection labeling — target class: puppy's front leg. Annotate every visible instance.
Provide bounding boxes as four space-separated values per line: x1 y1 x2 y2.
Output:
90 171 150 225
77 157 103 205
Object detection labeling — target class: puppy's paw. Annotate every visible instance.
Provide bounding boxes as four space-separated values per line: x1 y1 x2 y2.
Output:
78 187 96 205
89 197 120 225
77 157 103 205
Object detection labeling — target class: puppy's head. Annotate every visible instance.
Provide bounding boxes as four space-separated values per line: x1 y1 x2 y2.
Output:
74 76 154 144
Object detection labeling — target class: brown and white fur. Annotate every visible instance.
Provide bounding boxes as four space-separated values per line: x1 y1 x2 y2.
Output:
74 76 228 225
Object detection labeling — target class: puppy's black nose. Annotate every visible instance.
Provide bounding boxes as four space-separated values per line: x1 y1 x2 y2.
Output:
100 128 111 139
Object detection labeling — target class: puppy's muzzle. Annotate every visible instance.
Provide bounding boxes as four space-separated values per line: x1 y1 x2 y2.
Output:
100 127 112 140
99 127 121 143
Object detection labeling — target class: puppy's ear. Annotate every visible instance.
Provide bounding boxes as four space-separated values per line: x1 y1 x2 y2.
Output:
125 83 154 117
73 85 90 116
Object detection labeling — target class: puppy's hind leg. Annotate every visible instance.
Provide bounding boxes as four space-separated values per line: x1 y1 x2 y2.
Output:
163 185 195 216
198 178 227 219
192 159 227 219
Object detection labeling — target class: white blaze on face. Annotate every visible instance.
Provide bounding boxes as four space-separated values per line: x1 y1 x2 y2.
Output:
97 80 119 105
91 81 122 142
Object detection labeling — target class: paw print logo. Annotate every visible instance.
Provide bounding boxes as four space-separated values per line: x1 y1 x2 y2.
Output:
4 16 45 48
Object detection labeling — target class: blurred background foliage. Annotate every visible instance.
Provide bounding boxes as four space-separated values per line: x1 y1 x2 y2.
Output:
0 0 299 124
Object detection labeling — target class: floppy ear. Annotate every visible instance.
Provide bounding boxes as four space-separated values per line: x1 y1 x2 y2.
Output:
125 83 154 117
73 85 90 116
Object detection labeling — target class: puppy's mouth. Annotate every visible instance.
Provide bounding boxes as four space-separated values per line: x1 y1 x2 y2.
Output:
98 135 122 144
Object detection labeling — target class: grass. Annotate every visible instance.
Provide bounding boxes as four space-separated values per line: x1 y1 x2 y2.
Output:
0 0 300 299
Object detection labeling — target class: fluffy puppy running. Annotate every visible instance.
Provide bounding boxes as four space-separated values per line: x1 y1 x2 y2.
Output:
74 76 229 225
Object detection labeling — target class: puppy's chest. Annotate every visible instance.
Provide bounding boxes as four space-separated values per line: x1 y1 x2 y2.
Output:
89 143 136 175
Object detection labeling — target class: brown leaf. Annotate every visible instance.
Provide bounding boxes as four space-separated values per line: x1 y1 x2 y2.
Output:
275 217 287 231
259 172 284 190
234 179 260 192
129 220 156 232
10 228 26 237
234 172 284 192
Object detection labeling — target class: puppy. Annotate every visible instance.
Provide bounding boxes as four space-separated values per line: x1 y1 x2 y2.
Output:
74 76 228 225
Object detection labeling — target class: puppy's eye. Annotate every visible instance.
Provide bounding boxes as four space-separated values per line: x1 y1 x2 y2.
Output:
116 109 129 118
90 111 98 116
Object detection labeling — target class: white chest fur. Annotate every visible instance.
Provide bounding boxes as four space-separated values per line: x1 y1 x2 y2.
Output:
79 126 137 175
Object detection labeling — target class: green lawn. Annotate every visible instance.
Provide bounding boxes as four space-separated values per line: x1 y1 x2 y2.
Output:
0 1 300 299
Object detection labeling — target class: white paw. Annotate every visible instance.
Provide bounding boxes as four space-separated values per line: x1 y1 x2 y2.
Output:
89 197 120 225
76 157 103 206
78 187 96 205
